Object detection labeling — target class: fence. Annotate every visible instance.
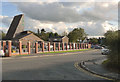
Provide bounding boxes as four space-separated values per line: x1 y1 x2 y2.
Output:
0 41 91 57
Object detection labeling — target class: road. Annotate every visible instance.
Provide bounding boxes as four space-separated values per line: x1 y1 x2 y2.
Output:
2 49 106 80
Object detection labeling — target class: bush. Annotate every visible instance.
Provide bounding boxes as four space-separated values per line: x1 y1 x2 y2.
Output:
104 30 120 73
22 45 26 48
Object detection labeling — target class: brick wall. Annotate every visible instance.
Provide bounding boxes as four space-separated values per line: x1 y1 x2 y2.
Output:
1 41 91 57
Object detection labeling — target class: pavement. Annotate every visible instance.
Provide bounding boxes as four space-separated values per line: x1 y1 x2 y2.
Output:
80 57 120 80
2 49 116 80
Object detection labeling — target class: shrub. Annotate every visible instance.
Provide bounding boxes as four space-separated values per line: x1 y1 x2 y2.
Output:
22 45 26 48
104 30 120 73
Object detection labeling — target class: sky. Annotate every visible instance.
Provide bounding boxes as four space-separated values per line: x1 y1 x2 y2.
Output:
0 0 119 37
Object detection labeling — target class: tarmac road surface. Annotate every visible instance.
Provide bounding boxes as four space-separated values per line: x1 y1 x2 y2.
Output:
2 49 107 80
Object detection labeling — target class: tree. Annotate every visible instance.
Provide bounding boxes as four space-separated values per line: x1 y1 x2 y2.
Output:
37 29 40 35
89 38 98 45
68 28 87 42
0 31 6 40
41 28 46 34
54 32 59 37
104 30 120 72
49 32 54 38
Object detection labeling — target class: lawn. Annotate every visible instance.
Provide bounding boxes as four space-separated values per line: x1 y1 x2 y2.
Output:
16 49 91 56
40 49 90 54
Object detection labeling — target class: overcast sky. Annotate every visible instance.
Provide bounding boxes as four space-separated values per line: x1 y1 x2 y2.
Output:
0 0 119 36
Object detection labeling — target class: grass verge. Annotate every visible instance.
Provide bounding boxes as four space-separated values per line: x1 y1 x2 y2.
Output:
40 49 90 54
102 59 120 74
13 49 91 56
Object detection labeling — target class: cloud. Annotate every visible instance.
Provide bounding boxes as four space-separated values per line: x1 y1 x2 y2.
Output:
0 15 13 27
14 2 85 23
0 15 12 33
1 14 118 36
13 2 118 23
1 2 118 36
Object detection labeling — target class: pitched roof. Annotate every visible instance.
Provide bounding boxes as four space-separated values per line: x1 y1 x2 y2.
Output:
12 31 44 42
12 32 32 40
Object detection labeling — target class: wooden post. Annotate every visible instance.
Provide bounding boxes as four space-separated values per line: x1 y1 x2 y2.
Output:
48 42 50 52
53 42 55 52
58 42 60 51
8 41 12 56
19 41 22 55
35 42 38 53
42 42 44 52
27 41 30 54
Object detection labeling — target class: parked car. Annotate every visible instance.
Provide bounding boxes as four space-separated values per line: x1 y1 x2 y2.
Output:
94 45 102 49
6 45 17 49
50 45 53 49
64 45 70 49
91 45 102 49
0 50 5 57
44 45 53 49
101 47 109 55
